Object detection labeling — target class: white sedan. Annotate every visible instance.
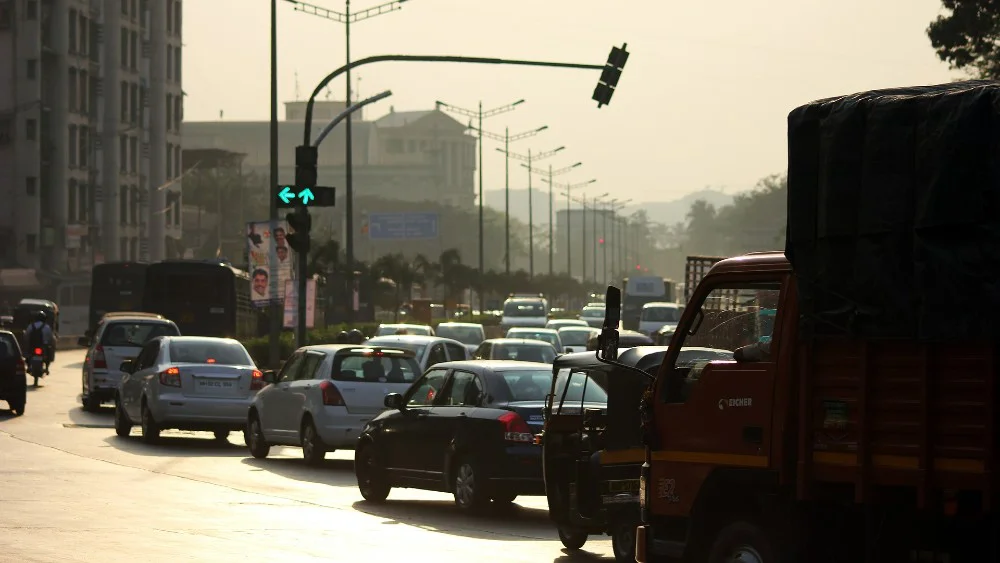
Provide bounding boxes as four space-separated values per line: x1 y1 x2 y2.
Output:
114 336 264 444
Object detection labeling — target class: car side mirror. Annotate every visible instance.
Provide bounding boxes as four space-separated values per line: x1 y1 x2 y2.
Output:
597 286 622 362
384 393 404 410
262 370 277 384
77 336 90 347
119 360 133 374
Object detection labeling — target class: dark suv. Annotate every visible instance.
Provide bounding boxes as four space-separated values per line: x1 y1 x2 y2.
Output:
0 330 27 415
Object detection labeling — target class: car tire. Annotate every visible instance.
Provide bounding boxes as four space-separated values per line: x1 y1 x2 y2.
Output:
140 400 161 444
213 430 230 442
301 420 327 465
492 490 518 505
706 521 777 563
558 526 588 550
453 457 490 513
246 415 270 459
355 444 390 503
611 519 637 562
83 394 102 412
114 397 132 437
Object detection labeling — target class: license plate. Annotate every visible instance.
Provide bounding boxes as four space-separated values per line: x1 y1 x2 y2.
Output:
197 380 235 389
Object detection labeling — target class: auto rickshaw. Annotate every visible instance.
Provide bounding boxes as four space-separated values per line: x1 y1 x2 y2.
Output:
542 346 667 562
586 329 653 351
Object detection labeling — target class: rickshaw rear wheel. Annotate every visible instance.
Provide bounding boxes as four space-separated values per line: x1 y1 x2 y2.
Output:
611 520 637 562
558 526 588 550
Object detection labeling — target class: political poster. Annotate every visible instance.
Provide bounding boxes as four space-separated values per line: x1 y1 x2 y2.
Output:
246 220 292 308
283 278 316 329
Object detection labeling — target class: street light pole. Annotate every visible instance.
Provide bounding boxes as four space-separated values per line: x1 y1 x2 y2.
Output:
549 178 595 277
592 193 609 283
268 0 280 368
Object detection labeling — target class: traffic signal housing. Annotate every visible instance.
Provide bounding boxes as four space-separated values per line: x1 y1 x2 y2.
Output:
593 43 629 108
286 209 312 254
295 145 318 188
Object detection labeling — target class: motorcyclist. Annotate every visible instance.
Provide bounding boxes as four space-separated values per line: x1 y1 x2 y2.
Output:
347 329 365 344
25 311 55 374
335 331 349 344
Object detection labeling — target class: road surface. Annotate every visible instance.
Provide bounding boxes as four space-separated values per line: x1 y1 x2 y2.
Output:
0 349 614 562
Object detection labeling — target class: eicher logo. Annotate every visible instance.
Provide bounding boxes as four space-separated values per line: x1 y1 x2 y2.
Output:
718 397 753 410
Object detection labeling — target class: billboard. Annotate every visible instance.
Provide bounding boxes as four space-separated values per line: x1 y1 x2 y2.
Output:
247 220 291 308
283 278 317 329
368 212 439 240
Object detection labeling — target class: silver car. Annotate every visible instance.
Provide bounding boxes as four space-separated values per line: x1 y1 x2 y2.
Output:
365 334 469 371
114 336 263 444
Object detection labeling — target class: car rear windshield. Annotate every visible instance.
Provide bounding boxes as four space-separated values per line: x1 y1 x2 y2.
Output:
509 331 558 347
169 340 252 366
554 369 610 404
493 343 556 363
559 329 593 346
376 325 432 336
333 353 421 383
581 307 604 318
369 341 427 358
435 326 483 345
641 306 681 322
101 322 179 347
496 369 560 402
0 334 19 358
504 301 545 317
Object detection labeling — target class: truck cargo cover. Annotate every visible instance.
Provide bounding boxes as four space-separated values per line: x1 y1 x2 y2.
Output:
785 80 1000 340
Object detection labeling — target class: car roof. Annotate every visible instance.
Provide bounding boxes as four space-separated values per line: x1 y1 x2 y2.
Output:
436 322 483 328
429 360 554 372
483 338 556 347
558 326 598 332
368 334 464 346
103 315 172 324
379 323 431 329
641 302 681 308
159 336 240 345
508 327 558 333
554 346 671 370
299 344 418 357
18 298 55 307
102 311 165 319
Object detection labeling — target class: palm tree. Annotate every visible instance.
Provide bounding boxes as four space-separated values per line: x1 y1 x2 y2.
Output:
372 253 420 321
413 253 439 299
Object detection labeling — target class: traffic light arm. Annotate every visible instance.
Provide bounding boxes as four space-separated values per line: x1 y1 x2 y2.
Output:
304 54 605 145
313 89 393 147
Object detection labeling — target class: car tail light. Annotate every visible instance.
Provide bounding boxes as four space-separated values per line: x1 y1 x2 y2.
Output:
320 380 345 406
93 345 107 369
498 411 533 443
159 366 181 387
15 356 25 374
250 370 264 391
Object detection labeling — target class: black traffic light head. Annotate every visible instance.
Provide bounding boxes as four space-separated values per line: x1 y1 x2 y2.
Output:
295 145 318 188
593 43 629 108
285 209 312 254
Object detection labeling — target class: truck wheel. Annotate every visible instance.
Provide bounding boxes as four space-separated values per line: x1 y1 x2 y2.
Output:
611 520 637 562
707 521 776 563
558 526 588 550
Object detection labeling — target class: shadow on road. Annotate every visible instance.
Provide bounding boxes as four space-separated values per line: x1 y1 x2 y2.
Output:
551 549 614 562
61 361 85 369
351 497 552 542
66 406 114 426
240 457 357 488
103 433 250 457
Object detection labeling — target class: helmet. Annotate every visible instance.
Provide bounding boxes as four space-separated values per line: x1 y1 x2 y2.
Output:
336 331 349 344
35 311 46 322
348 329 365 344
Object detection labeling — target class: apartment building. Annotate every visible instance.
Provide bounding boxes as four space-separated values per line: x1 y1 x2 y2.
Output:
0 0 183 272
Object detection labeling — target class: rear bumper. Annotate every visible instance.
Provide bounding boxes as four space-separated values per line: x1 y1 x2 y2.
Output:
491 445 545 495
149 393 254 430
314 407 373 448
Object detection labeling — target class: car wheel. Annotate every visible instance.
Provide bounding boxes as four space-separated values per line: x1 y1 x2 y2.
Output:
246 415 270 459
83 394 102 412
492 490 518 505
140 400 161 444
355 444 390 502
706 521 776 563
301 420 326 465
114 397 132 437
453 458 490 512
611 519 637 562
213 430 230 442
558 526 588 550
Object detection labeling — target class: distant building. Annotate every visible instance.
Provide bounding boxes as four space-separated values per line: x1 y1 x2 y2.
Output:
183 102 477 208
0 0 184 271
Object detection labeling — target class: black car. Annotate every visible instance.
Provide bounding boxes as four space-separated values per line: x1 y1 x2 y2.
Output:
0 330 27 415
355 360 606 512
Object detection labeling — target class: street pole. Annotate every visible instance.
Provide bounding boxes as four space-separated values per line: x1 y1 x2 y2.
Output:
478 103 484 305
504 127 510 274
344 0 355 323
582 196 588 283
602 203 608 286
548 164 553 275
268 0 281 368
527 149 533 277
565 190 572 276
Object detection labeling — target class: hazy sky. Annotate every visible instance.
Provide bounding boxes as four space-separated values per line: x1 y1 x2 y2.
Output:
184 0 959 202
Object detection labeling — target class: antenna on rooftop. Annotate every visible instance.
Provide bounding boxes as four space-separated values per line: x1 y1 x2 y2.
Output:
295 70 301 101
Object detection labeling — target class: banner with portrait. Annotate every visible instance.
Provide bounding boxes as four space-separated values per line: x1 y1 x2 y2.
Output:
246 220 292 308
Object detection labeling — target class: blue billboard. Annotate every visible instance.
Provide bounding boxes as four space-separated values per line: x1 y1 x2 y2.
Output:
368 212 439 240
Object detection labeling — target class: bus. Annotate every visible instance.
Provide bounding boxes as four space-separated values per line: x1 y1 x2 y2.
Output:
88 262 149 334
142 260 257 338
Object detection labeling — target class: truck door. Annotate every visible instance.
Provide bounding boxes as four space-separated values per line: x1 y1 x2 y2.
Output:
651 277 786 515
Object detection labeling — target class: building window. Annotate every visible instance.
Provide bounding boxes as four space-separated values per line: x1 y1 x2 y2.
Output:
166 0 172 33
25 118 36 141
120 0 127 15
25 234 36 254
79 70 88 114
129 237 138 260
79 15 88 56
119 134 127 172
68 179 78 222
175 46 182 82
25 0 37 20
120 29 128 68
119 237 127 258
166 48 172 81
68 9 77 52
174 145 181 176
129 83 138 123
26 58 36 79
68 126 78 167
79 183 89 223
128 136 137 173
25 176 36 196
130 0 136 20
119 189 128 225
129 186 138 225
120 81 128 122
166 143 173 176
174 1 181 36
0 2 11 29
130 31 138 70
165 94 173 130
173 96 182 130
79 126 89 168
69 69 78 112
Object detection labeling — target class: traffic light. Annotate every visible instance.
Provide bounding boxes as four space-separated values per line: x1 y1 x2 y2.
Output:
593 43 629 108
286 209 312 254
295 145 318 188
599 238 605 244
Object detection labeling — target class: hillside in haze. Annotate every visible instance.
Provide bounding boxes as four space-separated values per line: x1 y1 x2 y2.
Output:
483 188 734 226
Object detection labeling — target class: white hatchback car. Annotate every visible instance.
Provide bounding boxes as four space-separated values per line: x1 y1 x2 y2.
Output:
81 313 180 412
364 334 469 371
245 345 422 464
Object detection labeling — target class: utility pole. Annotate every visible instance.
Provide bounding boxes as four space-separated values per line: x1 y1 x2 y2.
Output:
498 144 563 277
470 123 543 274
286 0 410 324
268 0 280 368
555 178 596 276
592 193 609 283
607 199 631 283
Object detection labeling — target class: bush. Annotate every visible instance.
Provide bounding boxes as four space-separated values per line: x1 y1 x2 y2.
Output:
242 323 381 364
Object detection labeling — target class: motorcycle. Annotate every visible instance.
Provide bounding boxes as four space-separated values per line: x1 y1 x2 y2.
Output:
28 347 45 387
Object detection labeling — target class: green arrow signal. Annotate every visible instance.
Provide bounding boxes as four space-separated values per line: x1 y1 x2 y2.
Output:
298 188 315 204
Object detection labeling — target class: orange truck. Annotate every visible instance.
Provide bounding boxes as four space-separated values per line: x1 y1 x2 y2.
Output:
602 82 1000 563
